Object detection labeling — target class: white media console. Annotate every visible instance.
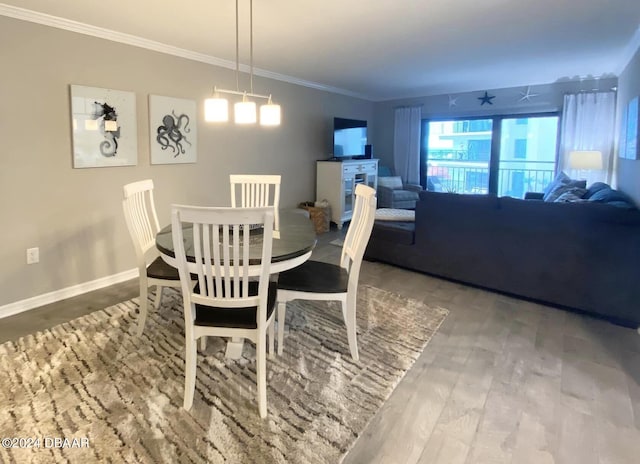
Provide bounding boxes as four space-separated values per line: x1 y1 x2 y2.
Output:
316 159 378 229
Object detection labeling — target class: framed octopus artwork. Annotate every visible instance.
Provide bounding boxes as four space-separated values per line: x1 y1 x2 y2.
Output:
149 95 197 164
70 85 138 168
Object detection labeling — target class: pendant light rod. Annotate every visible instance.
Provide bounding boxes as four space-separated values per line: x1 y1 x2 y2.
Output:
249 0 254 94
213 86 272 100
235 0 240 91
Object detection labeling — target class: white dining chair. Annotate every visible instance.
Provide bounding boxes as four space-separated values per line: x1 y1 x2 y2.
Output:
122 179 184 336
230 174 281 236
276 184 377 361
171 205 277 418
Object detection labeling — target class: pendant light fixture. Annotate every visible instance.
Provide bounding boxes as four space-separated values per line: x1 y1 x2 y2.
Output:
204 0 281 126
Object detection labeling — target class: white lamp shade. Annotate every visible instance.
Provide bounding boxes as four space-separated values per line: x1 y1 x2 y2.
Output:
568 150 603 170
84 119 98 131
205 97 229 122
234 100 257 124
260 103 281 126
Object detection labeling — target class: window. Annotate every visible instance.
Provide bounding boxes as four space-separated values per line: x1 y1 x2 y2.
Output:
422 113 559 198
424 119 492 193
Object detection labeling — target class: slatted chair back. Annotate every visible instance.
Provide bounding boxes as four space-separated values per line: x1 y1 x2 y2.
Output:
341 183 377 284
172 206 274 314
123 179 161 264
230 174 281 233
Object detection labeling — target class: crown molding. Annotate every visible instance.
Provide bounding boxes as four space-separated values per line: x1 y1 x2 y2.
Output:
0 3 371 101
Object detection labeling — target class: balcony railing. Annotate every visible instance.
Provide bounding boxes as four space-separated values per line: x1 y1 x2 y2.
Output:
426 160 555 198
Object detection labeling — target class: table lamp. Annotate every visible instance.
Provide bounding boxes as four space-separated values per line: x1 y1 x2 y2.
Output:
568 150 603 180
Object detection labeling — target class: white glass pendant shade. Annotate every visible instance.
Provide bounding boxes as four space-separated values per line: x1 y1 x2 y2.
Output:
84 119 98 131
104 120 118 132
205 97 229 122
260 102 281 126
235 100 257 124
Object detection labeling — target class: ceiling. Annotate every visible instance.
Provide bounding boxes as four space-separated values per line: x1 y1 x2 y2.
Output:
3 0 640 101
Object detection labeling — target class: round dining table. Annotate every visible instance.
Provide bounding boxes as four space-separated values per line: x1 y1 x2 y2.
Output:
156 209 317 273
155 209 317 359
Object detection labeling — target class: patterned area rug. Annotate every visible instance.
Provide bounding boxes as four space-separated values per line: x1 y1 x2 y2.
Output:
0 285 448 464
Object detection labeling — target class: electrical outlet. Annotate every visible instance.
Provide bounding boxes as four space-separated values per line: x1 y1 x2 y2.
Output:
26 247 39 264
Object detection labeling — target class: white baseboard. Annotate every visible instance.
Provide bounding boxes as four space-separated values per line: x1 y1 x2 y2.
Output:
0 268 138 320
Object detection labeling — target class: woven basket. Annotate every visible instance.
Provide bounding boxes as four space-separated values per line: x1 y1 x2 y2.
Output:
299 202 331 234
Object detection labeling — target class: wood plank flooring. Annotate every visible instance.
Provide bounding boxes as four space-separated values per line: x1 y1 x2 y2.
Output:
2 228 639 463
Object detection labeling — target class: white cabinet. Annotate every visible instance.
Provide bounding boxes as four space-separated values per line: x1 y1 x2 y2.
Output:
316 159 378 229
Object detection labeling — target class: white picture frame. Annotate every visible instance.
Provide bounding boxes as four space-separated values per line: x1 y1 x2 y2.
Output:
70 85 138 168
149 95 197 164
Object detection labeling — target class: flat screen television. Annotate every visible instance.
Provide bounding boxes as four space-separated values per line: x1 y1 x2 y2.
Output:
333 117 367 159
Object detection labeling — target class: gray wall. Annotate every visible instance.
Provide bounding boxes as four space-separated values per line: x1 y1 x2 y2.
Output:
0 16 372 306
616 47 640 203
371 78 617 171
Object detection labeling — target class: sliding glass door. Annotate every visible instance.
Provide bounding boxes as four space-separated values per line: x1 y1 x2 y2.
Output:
497 116 559 197
422 113 559 198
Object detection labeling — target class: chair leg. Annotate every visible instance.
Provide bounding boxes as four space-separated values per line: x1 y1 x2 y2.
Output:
343 296 359 362
136 282 149 337
277 301 287 356
199 337 207 351
257 331 268 418
183 335 197 410
154 285 164 310
268 319 275 358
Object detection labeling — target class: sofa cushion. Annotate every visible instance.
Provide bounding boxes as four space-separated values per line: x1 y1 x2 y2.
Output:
378 176 404 190
370 221 415 245
391 190 420 201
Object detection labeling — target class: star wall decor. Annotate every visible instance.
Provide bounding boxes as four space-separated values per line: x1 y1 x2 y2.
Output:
448 95 458 108
478 91 495 106
518 86 539 102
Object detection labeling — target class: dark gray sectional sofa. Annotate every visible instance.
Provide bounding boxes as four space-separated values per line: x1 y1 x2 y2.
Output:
364 190 640 328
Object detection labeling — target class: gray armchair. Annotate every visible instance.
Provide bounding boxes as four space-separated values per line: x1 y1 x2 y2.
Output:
377 176 422 209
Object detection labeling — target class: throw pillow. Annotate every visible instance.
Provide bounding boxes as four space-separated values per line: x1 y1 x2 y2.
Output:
583 182 610 199
543 172 587 201
545 185 587 202
378 176 404 190
542 171 570 197
554 191 588 203
588 187 637 209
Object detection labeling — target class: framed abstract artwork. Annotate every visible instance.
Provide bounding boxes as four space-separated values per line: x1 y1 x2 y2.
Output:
149 95 197 164
625 96 639 160
70 85 138 168
619 104 627 158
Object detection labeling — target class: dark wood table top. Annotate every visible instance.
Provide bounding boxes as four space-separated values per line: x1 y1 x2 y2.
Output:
156 210 317 268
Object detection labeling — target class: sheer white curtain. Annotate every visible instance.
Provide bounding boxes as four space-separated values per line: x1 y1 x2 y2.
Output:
559 91 616 186
393 106 422 185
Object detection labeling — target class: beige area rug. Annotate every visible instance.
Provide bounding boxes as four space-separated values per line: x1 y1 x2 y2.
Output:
329 238 344 247
0 286 448 464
